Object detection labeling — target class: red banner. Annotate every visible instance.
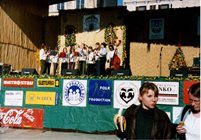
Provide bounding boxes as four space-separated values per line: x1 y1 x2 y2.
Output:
3 78 34 88
0 108 44 128
183 81 199 104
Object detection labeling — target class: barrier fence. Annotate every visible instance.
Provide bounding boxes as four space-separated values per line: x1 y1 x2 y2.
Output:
0 77 199 132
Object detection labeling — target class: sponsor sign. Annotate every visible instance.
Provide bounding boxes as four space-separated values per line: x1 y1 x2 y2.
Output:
183 81 199 104
114 80 141 109
88 80 112 105
3 78 34 88
37 79 59 87
62 80 87 107
26 91 56 105
151 81 179 105
4 90 23 106
0 108 44 128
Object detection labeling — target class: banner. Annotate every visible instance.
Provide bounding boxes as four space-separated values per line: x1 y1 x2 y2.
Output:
83 15 100 32
149 18 164 40
0 108 44 128
3 78 34 88
114 80 141 109
88 80 112 105
151 81 179 105
37 79 59 87
183 81 199 104
4 90 23 106
62 80 87 107
26 91 56 105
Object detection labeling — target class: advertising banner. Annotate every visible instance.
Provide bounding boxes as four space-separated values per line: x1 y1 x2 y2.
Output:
183 81 199 104
37 79 59 87
4 90 23 106
3 78 34 88
114 80 141 109
62 80 87 107
25 91 56 105
88 80 112 105
151 81 179 105
0 108 44 128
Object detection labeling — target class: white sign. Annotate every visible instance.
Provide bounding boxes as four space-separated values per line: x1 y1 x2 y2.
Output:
113 80 141 109
151 81 179 105
173 107 183 123
149 18 164 40
4 90 23 106
62 80 87 107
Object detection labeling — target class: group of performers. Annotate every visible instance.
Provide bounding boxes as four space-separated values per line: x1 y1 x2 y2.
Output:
39 42 121 76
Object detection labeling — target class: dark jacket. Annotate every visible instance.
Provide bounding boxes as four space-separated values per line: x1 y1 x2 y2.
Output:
117 104 172 140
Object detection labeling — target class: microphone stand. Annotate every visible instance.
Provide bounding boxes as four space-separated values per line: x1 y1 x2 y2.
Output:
159 47 163 77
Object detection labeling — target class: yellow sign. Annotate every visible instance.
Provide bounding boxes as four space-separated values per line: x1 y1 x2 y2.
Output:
26 91 56 105
37 79 59 87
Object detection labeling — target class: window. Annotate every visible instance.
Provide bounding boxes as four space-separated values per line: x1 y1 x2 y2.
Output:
159 4 169 9
136 6 146 11
150 5 156 10
76 0 85 9
57 3 64 10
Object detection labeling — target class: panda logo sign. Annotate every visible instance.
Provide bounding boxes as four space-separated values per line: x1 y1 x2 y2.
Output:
62 80 87 107
114 80 141 109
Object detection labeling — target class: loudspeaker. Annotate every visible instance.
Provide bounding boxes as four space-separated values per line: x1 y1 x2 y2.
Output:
111 69 132 76
170 70 188 77
21 68 38 75
62 69 78 76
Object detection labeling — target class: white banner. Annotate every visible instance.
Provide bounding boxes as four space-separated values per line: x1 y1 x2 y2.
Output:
4 90 23 106
62 80 87 107
113 80 141 109
151 81 179 105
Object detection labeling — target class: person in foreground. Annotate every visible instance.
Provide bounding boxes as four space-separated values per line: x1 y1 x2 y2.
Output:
175 82 200 140
114 82 172 140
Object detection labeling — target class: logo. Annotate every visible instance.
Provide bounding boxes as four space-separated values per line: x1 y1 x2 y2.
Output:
0 108 44 128
25 91 56 106
64 81 85 105
119 87 135 104
3 78 34 88
37 79 59 87
114 80 141 109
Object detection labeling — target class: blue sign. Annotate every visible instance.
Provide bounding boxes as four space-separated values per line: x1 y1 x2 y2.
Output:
88 80 112 105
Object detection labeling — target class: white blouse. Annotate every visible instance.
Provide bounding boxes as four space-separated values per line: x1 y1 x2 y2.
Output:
184 112 200 140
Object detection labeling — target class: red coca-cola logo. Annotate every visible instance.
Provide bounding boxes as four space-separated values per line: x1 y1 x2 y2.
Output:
0 108 44 128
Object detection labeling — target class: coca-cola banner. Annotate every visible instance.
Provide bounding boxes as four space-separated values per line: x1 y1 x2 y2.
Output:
0 108 44 128
3 78 34 88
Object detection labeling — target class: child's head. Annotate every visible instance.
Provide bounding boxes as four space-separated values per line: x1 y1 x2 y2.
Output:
138 82 159 109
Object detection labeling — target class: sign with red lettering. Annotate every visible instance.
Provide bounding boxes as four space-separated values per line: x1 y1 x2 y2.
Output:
183 81 199 104
0 108 44 128
3 78 34 88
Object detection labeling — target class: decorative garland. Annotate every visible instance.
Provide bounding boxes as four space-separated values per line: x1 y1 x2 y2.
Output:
65 33 76 47
120 25 127 67
0 74 199 81
104 24 118 45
